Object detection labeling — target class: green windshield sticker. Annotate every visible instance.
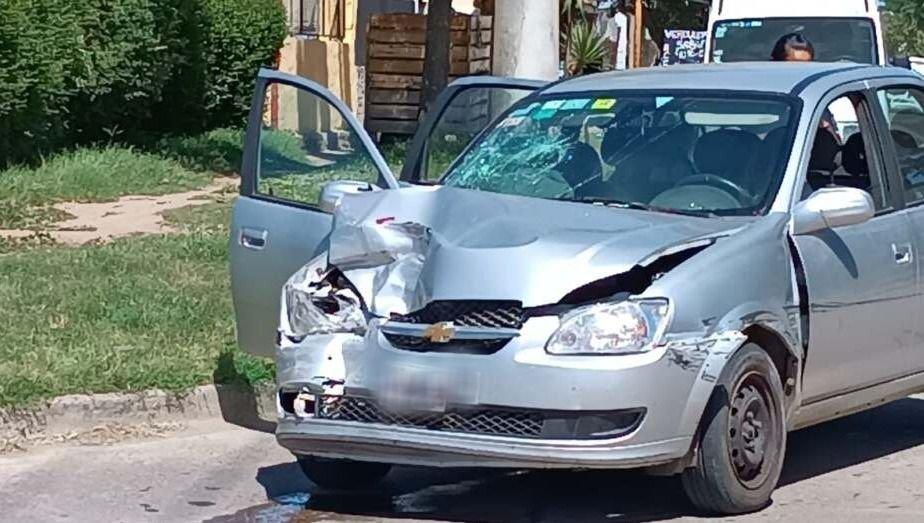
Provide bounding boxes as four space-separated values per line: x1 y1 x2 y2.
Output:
561 99 591 110
532 108 558 120
715 26 727 38
591 98 617 110
542 100 566 110
510 102 540 117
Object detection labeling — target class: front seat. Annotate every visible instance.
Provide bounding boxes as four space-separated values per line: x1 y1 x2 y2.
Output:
806 130 841 192
841 133 873 193
556 141 605 198
603 125 696 202
693 129 763 185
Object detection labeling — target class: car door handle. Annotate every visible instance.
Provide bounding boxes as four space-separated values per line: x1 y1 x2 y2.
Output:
893 243 913 265
240 227 268 251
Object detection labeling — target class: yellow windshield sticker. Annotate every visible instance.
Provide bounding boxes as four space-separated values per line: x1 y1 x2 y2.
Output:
592 98 617 110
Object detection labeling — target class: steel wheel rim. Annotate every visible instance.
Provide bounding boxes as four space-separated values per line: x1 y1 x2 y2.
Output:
726 370 780 490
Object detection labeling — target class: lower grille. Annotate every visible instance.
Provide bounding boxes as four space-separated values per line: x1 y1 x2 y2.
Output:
382 333 511 355
315 395 645 440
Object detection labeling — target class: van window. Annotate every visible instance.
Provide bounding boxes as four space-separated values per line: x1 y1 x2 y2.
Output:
712 18 877 64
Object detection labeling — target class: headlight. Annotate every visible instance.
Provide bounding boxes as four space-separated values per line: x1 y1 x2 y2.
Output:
546 299 671 355
281 262 366 341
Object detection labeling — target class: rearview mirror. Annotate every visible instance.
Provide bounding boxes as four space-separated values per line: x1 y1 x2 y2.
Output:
792 187 874 235
319 180 380 214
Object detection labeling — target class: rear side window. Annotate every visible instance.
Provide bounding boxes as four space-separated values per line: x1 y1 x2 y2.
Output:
876 87 924 206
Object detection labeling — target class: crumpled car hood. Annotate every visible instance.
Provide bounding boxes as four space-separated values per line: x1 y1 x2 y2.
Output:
327 185 748 312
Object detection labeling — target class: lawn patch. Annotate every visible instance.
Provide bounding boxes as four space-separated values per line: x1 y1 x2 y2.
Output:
0 147 212 229
0 199 272 408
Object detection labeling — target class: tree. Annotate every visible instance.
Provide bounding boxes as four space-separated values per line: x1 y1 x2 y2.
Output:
421 0 453 113
885 0 924 57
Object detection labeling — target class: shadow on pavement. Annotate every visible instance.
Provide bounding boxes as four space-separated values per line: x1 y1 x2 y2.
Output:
238 397 924 522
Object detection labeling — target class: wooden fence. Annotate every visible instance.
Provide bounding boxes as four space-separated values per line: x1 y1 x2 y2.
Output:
365 13 493 135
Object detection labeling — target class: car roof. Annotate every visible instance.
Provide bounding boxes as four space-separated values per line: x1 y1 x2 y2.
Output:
543 62 919 97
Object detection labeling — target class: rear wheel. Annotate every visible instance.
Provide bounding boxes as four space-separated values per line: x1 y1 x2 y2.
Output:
681 343 786 515
297 456 392 490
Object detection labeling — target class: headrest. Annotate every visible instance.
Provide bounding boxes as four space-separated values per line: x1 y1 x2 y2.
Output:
842 133 868 176
693 129 762 175
601 126 642 164
808 131 840 173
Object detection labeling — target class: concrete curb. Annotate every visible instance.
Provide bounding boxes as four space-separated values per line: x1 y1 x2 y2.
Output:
0 383 277 446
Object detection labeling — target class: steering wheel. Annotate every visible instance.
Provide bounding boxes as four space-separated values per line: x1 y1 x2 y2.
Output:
673 174 750 203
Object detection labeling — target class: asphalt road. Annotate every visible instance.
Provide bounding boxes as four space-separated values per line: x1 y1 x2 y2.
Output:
4 396 924 523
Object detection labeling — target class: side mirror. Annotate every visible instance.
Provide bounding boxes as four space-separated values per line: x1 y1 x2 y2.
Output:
792 187 875 235
319 180 380 214
891 56 912 70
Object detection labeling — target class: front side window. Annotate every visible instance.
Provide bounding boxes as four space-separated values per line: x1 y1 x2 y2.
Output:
441 92 797 216
257 82 382 206
712 18 877 64
876 87 924 206
804 94 888 210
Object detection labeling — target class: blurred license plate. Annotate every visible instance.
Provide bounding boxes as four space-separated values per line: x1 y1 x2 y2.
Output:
378 367 451 413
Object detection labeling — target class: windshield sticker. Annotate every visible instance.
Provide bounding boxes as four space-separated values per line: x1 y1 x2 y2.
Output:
715 26 727 38
532 108 558 120
509 102 540 117
561 98 591 111
498 116 526 128
592 98 617 110
541 100 566 110
656 96 674 109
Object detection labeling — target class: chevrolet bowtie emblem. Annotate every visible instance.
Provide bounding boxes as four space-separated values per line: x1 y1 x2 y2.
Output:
422 322 455 343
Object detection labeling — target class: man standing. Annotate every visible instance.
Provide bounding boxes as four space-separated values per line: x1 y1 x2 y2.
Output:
598 1 629 70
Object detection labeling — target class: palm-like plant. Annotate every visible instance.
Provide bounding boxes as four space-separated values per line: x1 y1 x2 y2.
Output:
563 19 607 75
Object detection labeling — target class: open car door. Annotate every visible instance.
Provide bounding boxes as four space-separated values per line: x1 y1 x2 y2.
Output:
231 69 544 357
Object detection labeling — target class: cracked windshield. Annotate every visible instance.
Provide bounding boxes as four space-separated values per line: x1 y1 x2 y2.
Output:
442 93 796 216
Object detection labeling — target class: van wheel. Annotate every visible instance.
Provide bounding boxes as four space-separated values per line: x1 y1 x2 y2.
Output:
297 456 392 490
681 343 786 515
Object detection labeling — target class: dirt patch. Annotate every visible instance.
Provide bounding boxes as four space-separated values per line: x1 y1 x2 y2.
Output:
0 177 237 245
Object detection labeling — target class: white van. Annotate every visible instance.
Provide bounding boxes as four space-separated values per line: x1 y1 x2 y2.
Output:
706 0 887 65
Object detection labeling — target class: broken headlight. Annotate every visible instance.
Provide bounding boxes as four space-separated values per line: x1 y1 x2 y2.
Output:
280 260 366 342
545 299 671 355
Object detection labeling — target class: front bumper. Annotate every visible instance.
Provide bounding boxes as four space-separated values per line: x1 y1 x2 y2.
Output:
275 317 746 470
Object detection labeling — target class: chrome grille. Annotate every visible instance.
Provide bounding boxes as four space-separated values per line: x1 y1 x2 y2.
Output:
316 396 543 437
391 300 524 329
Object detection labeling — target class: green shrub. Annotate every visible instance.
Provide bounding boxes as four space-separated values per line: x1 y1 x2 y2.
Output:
0 0 286 166
198 0 288 129
0 0 82 164
154 0 288 132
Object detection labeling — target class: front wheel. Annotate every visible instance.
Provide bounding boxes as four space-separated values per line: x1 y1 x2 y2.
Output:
681 343 786 515
297 456 392 490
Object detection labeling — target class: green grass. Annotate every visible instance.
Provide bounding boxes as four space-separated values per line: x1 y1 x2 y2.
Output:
0 147 213 229
0 200 273 407
0 129 417 408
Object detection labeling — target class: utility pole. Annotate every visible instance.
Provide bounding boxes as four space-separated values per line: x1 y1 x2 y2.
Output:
492 0 559 80
633 0 644 67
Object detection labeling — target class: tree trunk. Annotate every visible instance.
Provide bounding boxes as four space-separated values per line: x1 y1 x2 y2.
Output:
421 0 453 113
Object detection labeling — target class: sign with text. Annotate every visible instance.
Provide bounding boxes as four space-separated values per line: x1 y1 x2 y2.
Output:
662 30 707 66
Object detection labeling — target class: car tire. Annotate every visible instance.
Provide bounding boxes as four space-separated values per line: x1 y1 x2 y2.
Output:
681 342 787 515
297 456 392 490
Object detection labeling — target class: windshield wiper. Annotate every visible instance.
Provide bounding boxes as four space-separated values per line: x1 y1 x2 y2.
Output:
571 197 717 218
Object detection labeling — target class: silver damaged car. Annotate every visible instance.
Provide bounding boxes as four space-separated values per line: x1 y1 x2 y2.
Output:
230 63 924 514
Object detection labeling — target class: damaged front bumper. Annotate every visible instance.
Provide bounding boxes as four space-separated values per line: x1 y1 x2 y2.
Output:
274 317 747 470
